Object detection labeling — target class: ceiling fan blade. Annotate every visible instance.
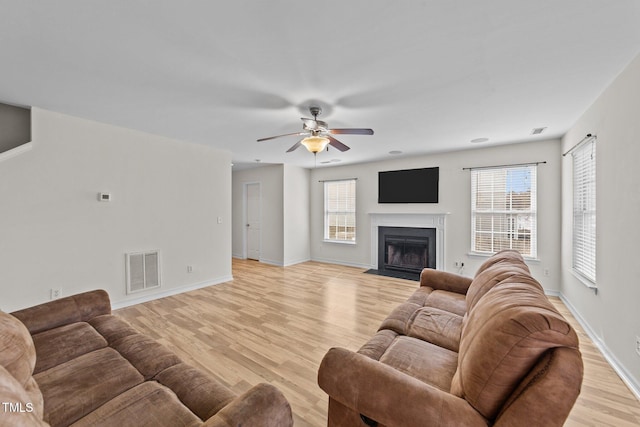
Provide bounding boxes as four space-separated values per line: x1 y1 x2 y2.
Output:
328 136 350 152
257 132 307 142
286 140 302 152
329 128 374 135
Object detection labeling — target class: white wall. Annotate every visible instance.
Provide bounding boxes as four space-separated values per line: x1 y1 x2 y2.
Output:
232 165 284 265
231 164 310 266
561 53 640 395
0 108 232 312
310 139 562 292
283 164 311 266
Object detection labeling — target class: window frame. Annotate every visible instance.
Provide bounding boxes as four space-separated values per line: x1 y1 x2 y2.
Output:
323 179 357 244
470 164 538 259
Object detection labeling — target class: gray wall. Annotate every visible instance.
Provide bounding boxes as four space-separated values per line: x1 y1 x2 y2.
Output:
232 164 285 265
561 53 640 396
231 164 310 266
309 139 563 292
0 108 232 311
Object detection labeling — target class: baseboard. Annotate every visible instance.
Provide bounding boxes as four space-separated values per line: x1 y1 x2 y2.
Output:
112 275 233 310
259 258 284 267
544 289 560 297
310 256 371 270
283 257 311 267
560 293 640 401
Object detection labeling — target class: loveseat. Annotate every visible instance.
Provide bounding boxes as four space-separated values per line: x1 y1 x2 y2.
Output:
0 290 293 427
318 250 583 427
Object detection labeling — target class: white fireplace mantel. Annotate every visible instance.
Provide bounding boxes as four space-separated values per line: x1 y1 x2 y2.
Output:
369 213 448 271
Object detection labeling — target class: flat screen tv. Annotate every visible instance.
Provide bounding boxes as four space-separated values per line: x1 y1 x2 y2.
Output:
378 167 439 203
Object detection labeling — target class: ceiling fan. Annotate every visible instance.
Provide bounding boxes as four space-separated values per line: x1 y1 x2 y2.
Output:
257 106 374 154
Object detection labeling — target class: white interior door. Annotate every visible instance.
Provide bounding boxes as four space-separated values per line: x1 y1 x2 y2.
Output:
246 183 261 260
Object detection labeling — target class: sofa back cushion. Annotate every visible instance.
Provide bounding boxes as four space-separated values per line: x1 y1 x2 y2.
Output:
466 250 532 312
0 311 45 420
474 249 529 277
450 276 579 421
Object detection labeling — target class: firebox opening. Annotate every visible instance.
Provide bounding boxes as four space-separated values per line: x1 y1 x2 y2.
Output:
366 226 437 281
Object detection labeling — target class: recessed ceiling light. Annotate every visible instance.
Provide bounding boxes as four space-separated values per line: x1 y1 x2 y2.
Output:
388 150 403 155
470 138 489 143
531 127 547 135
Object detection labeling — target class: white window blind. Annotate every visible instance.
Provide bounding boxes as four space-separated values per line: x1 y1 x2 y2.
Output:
471 165 537 258
572 139 596 284
324 179 356 243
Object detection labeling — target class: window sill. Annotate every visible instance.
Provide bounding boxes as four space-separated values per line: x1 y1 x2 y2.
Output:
323 239 356 245
571 269 597 290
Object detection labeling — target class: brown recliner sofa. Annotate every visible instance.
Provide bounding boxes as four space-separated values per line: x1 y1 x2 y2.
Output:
0 290 293 427
318 250 583 427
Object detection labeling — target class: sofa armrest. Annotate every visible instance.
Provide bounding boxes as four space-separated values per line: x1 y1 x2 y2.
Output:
318 347 486 427
202 383 293 427
10 290 111 334
420 268 472 295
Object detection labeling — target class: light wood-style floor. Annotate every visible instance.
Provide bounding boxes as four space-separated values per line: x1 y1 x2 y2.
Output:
116 259 640 426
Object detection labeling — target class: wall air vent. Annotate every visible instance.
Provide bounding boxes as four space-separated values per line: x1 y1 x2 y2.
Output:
531 127 547 135
126 250 161 294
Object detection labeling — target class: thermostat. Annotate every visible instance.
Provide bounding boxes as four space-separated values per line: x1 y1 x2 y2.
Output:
98 192 112 202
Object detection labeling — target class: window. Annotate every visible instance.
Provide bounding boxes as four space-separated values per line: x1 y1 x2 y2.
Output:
471 165 537 258
324 179 356 243
572 139 596 284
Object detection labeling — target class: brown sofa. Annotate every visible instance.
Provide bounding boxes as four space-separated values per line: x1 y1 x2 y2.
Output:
0 290 293 427
318 250 583 427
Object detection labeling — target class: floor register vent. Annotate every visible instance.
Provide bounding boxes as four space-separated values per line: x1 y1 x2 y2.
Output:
126 250 161 294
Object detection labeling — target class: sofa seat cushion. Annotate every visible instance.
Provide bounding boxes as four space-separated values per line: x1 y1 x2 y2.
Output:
32 322 108 374
89 314 182 380
379 336 458 392
424 290 466 316
155 362 236 421
35 347 144 427
407 307 463 352
358 330 399 361
69 381 202 427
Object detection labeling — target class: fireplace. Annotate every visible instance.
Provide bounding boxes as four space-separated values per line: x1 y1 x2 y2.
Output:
376 227 436 278
369 213 447 277
384 235 430 273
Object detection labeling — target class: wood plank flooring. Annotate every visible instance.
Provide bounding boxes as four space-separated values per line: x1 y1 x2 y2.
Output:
116 259 640 426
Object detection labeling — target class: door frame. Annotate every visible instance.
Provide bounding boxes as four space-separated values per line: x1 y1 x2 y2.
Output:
243 181 261 260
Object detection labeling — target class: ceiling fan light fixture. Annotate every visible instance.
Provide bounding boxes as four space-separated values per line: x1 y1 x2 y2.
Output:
301 135 330 153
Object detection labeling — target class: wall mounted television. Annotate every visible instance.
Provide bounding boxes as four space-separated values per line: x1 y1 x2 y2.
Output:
378 167 439 203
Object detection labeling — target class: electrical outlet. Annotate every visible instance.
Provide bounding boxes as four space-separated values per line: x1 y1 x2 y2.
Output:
544 269 550 276
51 288 62 300
636 336 640 357
187 265 193 273
454 261 464 268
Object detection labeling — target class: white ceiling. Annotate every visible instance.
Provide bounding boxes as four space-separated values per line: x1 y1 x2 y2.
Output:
1 1 639 169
